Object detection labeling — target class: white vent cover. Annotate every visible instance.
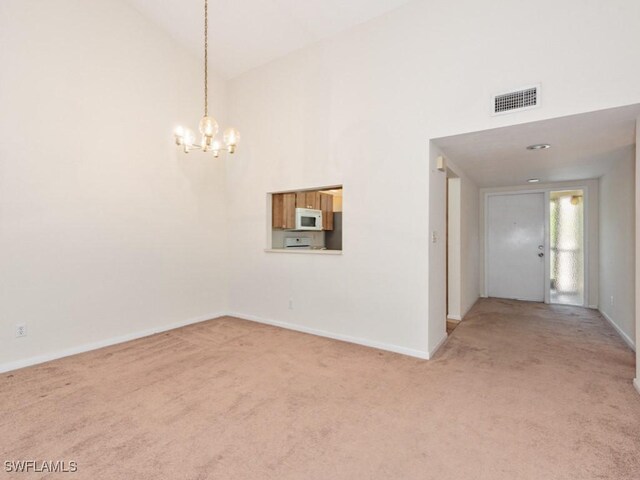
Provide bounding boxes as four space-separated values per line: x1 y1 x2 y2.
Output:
492 85 540 115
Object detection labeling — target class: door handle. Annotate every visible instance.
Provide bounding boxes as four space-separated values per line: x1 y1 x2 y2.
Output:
538 252 544 257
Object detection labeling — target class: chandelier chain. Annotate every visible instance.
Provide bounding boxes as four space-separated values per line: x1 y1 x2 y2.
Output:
173 0 239 156
204 0 208 117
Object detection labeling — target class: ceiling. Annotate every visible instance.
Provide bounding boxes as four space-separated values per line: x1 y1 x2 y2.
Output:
128 0 413 78
433 105 640 188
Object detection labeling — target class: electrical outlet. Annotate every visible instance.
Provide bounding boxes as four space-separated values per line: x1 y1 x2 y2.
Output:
15 323 27 338
288 299 294 310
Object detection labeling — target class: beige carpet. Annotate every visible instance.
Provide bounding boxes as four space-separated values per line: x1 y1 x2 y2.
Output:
1 298 639 479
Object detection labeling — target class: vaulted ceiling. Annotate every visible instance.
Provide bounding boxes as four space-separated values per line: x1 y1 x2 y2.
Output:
128 0 414 78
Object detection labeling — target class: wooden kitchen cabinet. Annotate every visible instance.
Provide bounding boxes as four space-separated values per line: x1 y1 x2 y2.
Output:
272 193 284 228
272 192 296 229
307 192 321 210
283 193 296 229
296 191 321 210
320 192 334 231
273 190 335 231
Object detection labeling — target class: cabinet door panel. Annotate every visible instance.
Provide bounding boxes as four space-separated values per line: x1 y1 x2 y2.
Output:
320 193 334 230
283 193 296 229
305 192 321 210
272 194 284 229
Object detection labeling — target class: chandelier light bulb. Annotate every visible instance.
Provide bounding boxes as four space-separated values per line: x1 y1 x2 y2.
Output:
199 116 219 137
211 138 222 157
223 128 240 146
174 126 185 145
223 127 241 153
183 128 196 148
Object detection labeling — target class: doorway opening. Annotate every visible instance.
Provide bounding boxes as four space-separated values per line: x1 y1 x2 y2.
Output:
483 188 587 306
550 190 585 306
446 173 461 334
428 103 639 378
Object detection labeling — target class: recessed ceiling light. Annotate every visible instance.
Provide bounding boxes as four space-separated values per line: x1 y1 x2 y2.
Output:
527 178 540 183
526 143 551 150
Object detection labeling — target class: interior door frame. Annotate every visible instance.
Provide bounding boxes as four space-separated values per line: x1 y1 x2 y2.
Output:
482 184 589 307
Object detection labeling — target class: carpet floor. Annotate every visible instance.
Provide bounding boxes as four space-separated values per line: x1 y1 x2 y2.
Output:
1 298 639 479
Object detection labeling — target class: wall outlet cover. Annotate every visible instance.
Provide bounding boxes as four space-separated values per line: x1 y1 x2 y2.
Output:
15 323 27 338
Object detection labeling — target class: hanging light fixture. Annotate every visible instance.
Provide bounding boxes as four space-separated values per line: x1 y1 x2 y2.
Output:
173 0 240 158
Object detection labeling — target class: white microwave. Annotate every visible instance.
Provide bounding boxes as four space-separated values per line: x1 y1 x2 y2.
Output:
295 208 323 231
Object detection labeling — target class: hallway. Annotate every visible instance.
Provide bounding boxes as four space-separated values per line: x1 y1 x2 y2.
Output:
439 298 639 478
1 299 639 479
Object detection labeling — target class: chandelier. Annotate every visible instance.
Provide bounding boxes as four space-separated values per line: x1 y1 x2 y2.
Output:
173 0 240 157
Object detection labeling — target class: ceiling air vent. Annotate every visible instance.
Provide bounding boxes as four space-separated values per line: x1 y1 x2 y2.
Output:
492 85 540 115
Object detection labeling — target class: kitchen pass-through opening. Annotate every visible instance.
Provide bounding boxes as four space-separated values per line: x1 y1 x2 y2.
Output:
268 186 343 252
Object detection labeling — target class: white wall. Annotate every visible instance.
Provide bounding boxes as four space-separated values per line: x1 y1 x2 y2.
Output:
599 152 636 349
228 0 640 358
635 120 640 392
428 145 448 352
447 177 461 319
447 165 480 322
452 164 480 319
0 0 229 370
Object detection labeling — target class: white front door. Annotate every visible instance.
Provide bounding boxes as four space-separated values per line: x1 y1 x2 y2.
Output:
487 193 545 302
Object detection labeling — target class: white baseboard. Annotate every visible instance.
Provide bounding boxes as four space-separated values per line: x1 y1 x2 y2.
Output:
599 309 636 352
460 296 480 320
1 310 440 374
447 298 480 323
634 378 640 396
428 333 448 359
0 312 225 374
228 312 431 360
